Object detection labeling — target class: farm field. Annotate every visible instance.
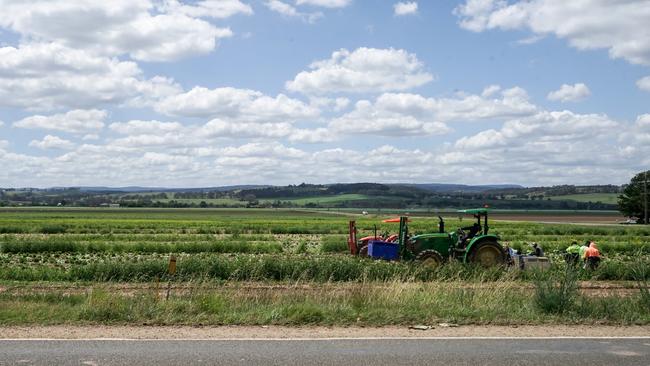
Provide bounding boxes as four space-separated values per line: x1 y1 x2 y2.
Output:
0 207 649 326
548 193 620 205
260 193 375 204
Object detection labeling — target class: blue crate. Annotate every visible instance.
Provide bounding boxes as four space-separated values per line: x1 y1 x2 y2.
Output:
368 240 400 260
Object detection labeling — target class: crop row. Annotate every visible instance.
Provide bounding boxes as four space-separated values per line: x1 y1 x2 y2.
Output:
0 254 647 282
1 231 647 255
2 214 650 237
0 238 283 254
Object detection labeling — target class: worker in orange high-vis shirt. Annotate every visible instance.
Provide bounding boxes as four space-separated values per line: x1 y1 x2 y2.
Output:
583 241 601 270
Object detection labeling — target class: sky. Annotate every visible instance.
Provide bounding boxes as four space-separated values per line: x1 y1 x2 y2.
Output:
0 0 649 188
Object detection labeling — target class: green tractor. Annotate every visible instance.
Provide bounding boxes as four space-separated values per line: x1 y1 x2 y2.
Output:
348 208 506 267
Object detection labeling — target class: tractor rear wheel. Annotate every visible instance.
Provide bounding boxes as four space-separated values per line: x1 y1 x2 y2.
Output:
467 241 505 267
358 245 369 257
416 250 444 269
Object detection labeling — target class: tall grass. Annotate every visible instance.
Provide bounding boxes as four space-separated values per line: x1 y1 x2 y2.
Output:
1 281 648 326
533 264 579 314
3 254 645 283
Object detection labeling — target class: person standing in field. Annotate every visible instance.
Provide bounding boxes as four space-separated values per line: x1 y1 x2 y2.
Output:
579 241 590 264
583 241 601 270
565 241 581 265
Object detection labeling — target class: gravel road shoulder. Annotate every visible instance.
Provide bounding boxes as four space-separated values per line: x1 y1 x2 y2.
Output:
2 325 649 339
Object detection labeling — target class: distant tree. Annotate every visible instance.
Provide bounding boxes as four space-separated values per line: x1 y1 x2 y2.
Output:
618 170 650 223
199 201 208 208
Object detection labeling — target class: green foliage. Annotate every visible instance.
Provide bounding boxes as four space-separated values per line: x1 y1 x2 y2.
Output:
0 237 283 255
0 207 648 283
295 241 309 254
320 236 348 253
1 283 648 326
533 264 579 314
40 225 67 234
618 170 650 221
630 255 650 310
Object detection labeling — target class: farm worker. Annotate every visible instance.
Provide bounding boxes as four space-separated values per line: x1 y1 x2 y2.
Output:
579 241 589 262
584 242 601 270
458 222 481 246
530 242 544 257
503 243 517 266
565 241 581 265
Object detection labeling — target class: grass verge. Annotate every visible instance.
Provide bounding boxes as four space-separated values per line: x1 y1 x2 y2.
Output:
0 281 648 326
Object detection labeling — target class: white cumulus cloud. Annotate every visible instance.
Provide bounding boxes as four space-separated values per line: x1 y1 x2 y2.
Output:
0 43 181 110
109 120 185 135
288 127 336 143
265 0 323 23
0 0 235 62
156 86 319 121
638 76 650 92
295 0 351 7
198 119 294 139
330 100 451 136
160 0 253 18
29 135 76 150
454 0 650 66
455 110 618 150
547 83 591 102
14 109 107 134
328 87 536 136
369 87 536 122
286 47 434 94
394 2 418 16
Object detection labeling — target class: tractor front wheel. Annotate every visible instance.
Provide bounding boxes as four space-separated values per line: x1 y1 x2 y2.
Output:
416 250 444 269
468 241 505 267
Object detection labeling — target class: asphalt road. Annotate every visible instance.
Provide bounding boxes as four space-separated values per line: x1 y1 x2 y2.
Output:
1 338 649 366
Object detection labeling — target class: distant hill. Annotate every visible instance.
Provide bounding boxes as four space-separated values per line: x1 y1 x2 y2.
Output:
75 185 270 193
399 183 523 193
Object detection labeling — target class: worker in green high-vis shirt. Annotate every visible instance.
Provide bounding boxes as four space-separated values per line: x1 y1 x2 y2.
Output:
565 241 581 265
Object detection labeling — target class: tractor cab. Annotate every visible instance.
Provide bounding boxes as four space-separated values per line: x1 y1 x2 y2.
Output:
456 208 490 248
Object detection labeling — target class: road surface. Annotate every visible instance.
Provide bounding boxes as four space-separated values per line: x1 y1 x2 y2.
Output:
1 338 649 365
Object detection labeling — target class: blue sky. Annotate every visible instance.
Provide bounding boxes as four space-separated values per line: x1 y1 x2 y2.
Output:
0 0 649 187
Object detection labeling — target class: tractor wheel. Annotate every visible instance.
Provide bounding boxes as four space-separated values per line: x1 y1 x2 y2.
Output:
358 245 369 257
416 250 444 269
467 241 505 267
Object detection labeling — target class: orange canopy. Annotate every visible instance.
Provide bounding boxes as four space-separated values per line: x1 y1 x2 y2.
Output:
382 217 409 223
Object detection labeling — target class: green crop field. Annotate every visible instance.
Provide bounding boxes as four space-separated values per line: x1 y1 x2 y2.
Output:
549 193 620 204
261 193 373 204
157 198 246 205
0 207 649 326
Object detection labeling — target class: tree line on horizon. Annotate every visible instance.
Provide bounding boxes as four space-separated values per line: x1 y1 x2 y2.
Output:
0 182 624 211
